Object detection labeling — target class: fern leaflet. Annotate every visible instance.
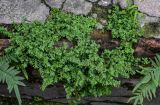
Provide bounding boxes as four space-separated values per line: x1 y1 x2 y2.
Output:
0 57 25 105
129 55 160 105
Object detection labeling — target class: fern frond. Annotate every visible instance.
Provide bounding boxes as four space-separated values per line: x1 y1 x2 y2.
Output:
0 54 17 63
1 54 28 79
0 57 25 105
129 55 160 105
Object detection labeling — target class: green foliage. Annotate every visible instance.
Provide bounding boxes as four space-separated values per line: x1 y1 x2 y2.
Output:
129 55 160 105
0 55 25 105
2 9 120 100
103 42 139 78
105 5 142 78
106 6 154 104
33 96 43 102
107 5 142 42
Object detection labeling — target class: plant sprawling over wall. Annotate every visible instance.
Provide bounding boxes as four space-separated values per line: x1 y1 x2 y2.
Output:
107 5 142 42
104 5 143 78
1 9 120 100
0 5 150 105
105 5 160 105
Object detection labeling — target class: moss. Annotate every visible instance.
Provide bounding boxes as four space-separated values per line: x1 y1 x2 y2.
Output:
142 23 160 38
91 5 109 19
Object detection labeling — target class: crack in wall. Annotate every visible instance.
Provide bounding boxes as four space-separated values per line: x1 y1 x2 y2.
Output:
61 0 67 9
41 0 52 10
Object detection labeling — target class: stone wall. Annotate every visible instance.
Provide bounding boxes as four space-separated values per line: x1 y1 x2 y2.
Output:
1 0 160 105
0 0 160 37
0 81 160 105
0 0 160 21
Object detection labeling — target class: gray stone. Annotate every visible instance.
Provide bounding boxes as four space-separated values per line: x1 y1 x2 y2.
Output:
112 0 133 8
95 22 104 30
92 13 98 19
63 0 92 15
134 0 160 17
98 0 111 6
99 19 107 25
0 0 49 24
27 3 49 22
119 0 133 9
112 0 118 4
88 0 98 2
90 102 119 105
52 98 68 104
84 96 128 103
45 0 65 9
144 16 159 23
139 14 159 27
